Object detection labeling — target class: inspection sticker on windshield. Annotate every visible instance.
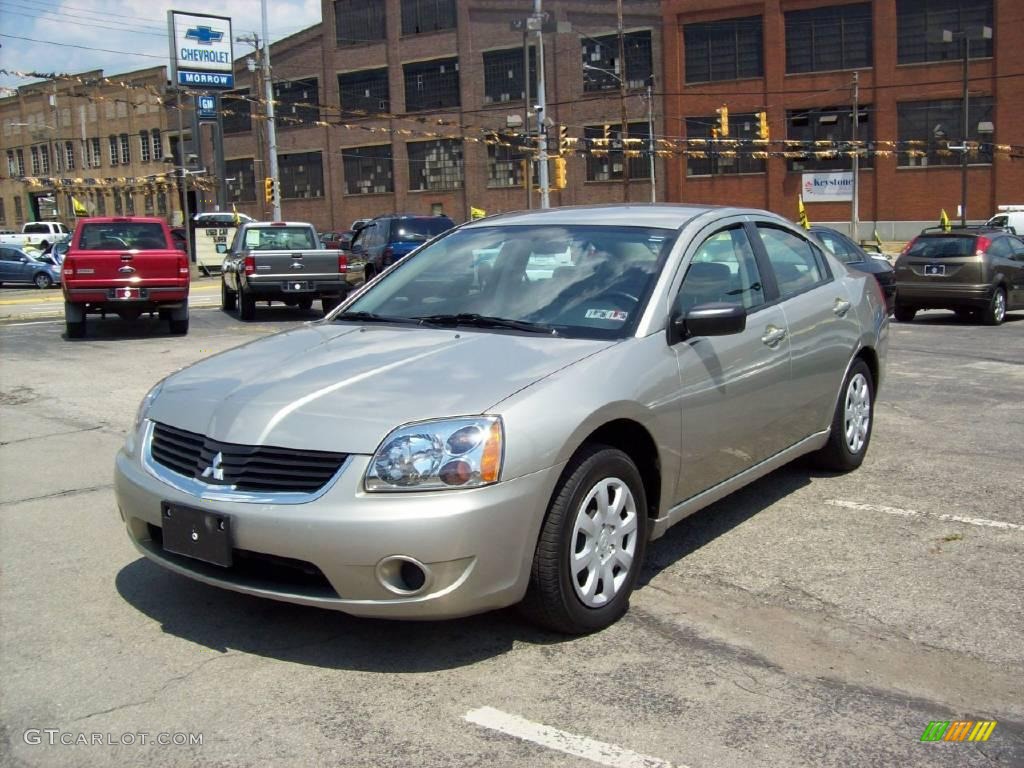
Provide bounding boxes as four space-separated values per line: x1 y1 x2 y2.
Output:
585 309 629 321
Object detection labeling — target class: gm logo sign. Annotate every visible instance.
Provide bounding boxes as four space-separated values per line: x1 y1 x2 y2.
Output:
197 95 217 120
185 25 224 45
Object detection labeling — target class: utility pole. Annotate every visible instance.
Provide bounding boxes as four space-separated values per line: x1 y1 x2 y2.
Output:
260 0 281 220
617 0 630 202
647 76 655 202
238 33 267 215
959 35 969 227
175 87 193 263
523 26 533 210
850 71 859 240
532 0 550 209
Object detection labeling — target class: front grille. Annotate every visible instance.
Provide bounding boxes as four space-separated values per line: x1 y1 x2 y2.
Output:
150 421 348 494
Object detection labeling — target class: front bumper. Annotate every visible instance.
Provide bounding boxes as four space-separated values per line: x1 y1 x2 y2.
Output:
894 282 993 308
114 429 563 620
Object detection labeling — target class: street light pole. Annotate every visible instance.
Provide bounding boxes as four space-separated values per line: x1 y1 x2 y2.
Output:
647 77 655 202
959 35 969 228
532 0 550 209
175 87 193 263
260 0 281 220
850 71 859 240
616 0 629 202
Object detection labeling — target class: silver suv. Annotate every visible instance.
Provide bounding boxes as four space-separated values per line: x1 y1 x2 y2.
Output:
115 205 888 634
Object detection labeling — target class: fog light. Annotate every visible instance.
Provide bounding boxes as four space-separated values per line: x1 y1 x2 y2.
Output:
376 556 431 596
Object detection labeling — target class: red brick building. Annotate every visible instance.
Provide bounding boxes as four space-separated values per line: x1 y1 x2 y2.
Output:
222 0 664 230
661 0 1023 238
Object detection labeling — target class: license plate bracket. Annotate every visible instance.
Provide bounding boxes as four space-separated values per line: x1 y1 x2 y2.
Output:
161 502 233 567
283 281 311 292
924 264 946 276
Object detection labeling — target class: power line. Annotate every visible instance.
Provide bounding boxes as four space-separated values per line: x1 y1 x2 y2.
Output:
0 33 168 59
0 4 167 37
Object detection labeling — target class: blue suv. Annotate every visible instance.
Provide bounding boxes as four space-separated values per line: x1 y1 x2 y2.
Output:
350 214 455 280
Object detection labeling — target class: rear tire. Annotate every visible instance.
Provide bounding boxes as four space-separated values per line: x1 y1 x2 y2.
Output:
239 286 256 322
169 305 189 335
893 304 916 323
982 287 1007 326
64 301 85 339
221 278 237 311
519 445 648 634
814 358 874 472
34 273 53 289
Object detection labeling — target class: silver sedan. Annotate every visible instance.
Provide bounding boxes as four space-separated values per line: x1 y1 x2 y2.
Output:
115 205 888 634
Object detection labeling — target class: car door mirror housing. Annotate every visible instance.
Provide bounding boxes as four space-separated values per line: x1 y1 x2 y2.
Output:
669 302 747 344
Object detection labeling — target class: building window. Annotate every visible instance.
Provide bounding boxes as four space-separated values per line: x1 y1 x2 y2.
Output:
223 89 252 134
785 4 872 74
226 158 256 202
897 0 993 65
0 198 5 225
339 69 390 116
897 97 993 166
404 57 460 112
407 139 463 191
278 151 324 198
483 47 537 106
140 131 151 162
685 113 767 176
335 0 387 46
151 130 162 162
584 123 652 181
157 191 167 215
16 149 24 177
401 0 456 36
124 191 135 215
109 135 119 166
684 16 764 83
487 135 528 188
64 142 75 170
40 146 50 174
787 106 873 171
30 147 40 176
120 134 131 165
89 138 101 168
6 150 15 177
113 191 123 215
14 197 24 224
343 145 394 194
274 78 320 128
581 31 653 91
144 192 154 215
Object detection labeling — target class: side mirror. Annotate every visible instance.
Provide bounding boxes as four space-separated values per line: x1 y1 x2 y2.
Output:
19 256 29 263
216 243 227 254
668 302 746 344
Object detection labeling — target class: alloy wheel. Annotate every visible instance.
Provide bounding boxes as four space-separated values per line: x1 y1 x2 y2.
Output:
569 477 638 608
844 372 871 455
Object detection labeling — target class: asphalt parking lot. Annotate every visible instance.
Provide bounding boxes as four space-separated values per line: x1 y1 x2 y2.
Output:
1 302 1022 767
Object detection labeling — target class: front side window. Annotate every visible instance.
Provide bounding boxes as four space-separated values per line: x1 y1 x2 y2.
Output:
684 16 763 83
678 227 765 313
897 97 993 166
785 4 872 74
757 226 829 298
897 0 993 64
344 225 677 339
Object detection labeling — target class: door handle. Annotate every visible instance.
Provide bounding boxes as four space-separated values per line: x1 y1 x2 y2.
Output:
761 325 787 347
833 297 852 317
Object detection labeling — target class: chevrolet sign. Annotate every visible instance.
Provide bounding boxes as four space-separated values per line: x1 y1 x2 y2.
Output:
169 10 234 91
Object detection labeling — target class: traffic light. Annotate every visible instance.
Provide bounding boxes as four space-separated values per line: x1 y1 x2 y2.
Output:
757 111 769 141
558 124 569 155
519 159 529 188
716 105 729 137
263 177 277 205
551 157 567 189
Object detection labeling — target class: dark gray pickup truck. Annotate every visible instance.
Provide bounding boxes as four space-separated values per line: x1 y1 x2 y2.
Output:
219 221 364 320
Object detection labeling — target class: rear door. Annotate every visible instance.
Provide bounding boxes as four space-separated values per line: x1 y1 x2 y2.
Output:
0 247 23 282
72 221 181 289
751 222 860 443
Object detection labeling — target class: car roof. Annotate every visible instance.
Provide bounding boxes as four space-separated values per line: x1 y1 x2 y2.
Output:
461 203 729 231
77 216 166 224
917 226 1007 237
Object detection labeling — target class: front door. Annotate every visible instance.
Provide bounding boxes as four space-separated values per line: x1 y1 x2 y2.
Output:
670 222 793 504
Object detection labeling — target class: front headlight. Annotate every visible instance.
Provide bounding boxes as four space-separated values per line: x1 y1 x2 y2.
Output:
134 379 165 432
365 417 503 492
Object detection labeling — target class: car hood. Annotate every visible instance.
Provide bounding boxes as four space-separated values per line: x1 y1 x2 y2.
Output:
150 323 613 453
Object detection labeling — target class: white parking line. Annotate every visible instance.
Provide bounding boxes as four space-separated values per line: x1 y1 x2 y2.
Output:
464 706 682 768
825 500 1024 532
1 319 63 327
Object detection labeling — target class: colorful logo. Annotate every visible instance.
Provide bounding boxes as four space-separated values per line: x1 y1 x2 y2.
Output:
185 26 224 45
920 721 997 742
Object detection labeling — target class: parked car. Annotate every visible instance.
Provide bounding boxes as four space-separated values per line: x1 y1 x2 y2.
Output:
0 221 72 252
986 206 1024 235
0 246 62 288
893 227 1024 324
219 220 359 319
350 214 455 280
811 226 896 313
115 204 887 634
62 216 190 338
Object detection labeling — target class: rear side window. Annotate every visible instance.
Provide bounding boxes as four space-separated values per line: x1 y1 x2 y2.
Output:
756 226 829 299
815 230 861 264
23 223 48 234
392 218 453 243
906 236 975 258
78 223 168 250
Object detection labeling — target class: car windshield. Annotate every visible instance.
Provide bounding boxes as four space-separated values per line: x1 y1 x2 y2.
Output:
341 224 677 339
244 227 316 250
77 223 168 250
907 235 977 258
392 218 452 242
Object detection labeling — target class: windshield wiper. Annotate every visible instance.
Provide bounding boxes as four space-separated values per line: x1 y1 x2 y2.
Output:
414 313 559 335
333 311 422 325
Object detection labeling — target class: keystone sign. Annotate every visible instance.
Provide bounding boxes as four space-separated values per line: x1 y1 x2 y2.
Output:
802 171 854 202
168 10 234 89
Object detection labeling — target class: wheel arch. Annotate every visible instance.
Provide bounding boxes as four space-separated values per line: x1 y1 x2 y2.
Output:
569 418 662 521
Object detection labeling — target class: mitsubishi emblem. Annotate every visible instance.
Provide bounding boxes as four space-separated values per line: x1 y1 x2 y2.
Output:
201 451 226 482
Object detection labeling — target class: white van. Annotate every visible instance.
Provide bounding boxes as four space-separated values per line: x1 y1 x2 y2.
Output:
986 206 1024 235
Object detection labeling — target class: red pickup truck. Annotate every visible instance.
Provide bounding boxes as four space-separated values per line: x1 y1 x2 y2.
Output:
62 217 191 338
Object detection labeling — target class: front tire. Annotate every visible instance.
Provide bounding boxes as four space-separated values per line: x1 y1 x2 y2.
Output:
520 445 648 634
34 273 53 289
893 304 916 323
815 358 874 472
982 287 1007 326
